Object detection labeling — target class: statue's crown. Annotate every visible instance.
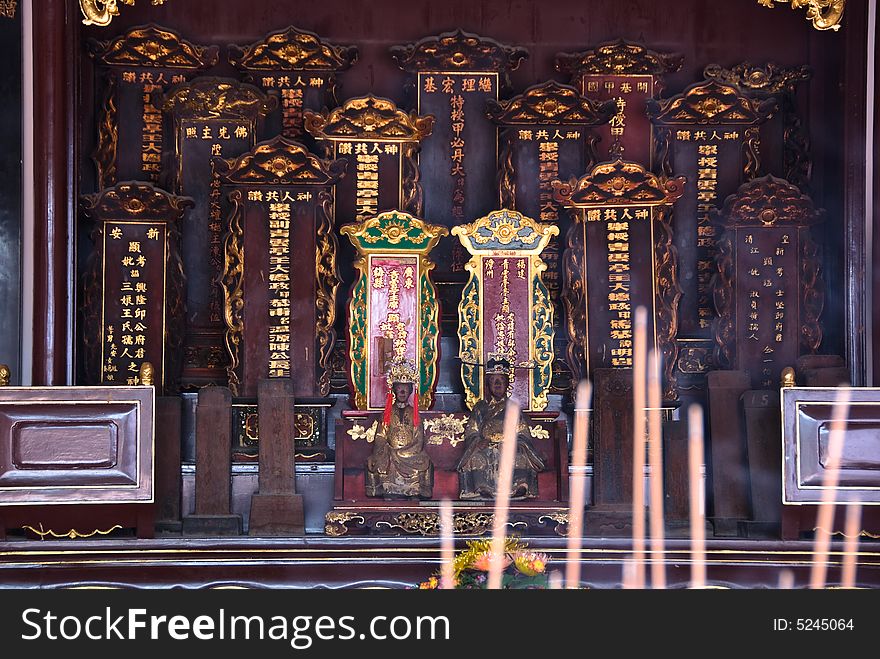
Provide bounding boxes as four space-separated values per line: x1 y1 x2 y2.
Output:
485 352 512 374
387 358 418 386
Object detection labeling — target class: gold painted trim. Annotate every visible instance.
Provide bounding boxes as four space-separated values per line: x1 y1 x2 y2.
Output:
222 190 245 397
23 523 123 540
93 73 117 190
315 190 340 397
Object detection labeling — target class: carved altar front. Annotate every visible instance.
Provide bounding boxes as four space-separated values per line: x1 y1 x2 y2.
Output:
340 211 447 410
326 411 569 537
452 209 558 411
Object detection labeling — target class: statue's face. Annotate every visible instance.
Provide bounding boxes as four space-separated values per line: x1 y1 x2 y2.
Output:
486 372 509 401
391 381 413 405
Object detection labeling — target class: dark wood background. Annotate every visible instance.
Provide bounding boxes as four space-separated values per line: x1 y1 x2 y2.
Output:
30 0 870 385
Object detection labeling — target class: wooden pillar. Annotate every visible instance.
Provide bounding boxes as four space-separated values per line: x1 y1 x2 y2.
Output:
154 396 182 532
663 419 690 535
182 386 241 534
584 368 637 535
742 390 782 535
249 378 304 535
706 370 751 536
31 0 74 385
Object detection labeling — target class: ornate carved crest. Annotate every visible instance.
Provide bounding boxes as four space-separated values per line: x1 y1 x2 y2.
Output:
88 23 219 69
756 0 846 32
451 209 558 253
486 80 616 125
552 159 685 207
391 29 527 76
555 38 683 77
228 25 358 71
304 94 434 141
214 135 347 185
81 180 194 218
704 61 812 96
717 174 822 227
340 210 448 253
647 79 777 125
162 77 276 120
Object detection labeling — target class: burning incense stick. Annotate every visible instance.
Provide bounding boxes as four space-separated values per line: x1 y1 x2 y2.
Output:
488 399 521 590
632 306 648 589
647 349 665 589
841 502 862 589
809 387 850 589
688 404 706 589
566 380 592 589
440 498 455 589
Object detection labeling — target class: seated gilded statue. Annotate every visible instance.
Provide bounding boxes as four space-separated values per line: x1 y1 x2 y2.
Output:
457 358 545 499
365 359 434 499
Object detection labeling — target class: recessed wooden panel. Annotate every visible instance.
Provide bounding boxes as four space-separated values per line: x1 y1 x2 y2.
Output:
0 387 153 505
782 388 880 504
13 421 118 469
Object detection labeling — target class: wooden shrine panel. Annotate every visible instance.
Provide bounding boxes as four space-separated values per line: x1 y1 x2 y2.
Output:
391 30 527 277
88 24 218 188
487 81 613 389
229 26 358 141
216 136 346 398
554 160 684 400
555 39 682 165
342 211 446 410
714 175 823 389
305 94 433 222
705 62 812 191
648 79 775 377
163 78 275 386
81 182 189 394
453 210 557 411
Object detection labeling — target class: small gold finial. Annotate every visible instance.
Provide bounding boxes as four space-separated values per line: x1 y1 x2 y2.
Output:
781 366 796 388
139 361 154 386
0 364 9 387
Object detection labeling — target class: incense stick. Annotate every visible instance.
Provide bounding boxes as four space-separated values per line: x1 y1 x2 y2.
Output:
488 399 521 590
809 387 850 589
632 306 648 589
688 404 706 589
566 380 592 589
841 502 862 589
622 557 637 590
647 349 665 589
778 569 794 589
440 498 455 590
